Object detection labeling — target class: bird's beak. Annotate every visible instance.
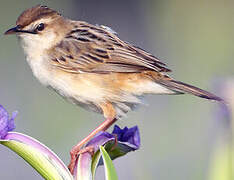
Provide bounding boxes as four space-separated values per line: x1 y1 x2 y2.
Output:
4 26 36 35
4 26 20 35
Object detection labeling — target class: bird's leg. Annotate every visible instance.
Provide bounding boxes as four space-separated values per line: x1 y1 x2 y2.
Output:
68 117 118 174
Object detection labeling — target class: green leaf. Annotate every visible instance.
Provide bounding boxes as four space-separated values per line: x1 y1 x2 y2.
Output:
91 150 102 180
0 133 73 180
100 146 118 180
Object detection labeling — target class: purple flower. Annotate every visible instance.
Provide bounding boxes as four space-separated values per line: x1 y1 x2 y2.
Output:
86 125 140 163
0 105 17 139
74 125 141 179
112 125 140 149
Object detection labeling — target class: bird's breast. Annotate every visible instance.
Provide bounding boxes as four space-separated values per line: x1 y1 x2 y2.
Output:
26 55 107 106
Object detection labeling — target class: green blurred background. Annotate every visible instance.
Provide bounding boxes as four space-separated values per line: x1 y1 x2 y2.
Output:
0 0 233 179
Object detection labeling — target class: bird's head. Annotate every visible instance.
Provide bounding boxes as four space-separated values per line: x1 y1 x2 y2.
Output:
5 5 69 52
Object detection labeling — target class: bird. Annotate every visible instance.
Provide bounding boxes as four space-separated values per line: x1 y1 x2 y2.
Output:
4 5 223 173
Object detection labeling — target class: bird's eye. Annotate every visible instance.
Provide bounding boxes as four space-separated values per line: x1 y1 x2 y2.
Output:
36 23 45 31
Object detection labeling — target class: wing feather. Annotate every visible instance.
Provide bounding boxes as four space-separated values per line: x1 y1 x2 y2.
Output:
48 21 171 73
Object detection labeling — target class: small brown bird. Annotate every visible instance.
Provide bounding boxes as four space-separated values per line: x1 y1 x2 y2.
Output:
5 5 222 173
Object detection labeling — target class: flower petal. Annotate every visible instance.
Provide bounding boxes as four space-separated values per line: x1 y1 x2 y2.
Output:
74 152 93 180
0 105 15 139
112 125 140 149
8 111 17 131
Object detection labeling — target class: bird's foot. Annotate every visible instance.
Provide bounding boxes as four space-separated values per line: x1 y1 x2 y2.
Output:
68 145 94 175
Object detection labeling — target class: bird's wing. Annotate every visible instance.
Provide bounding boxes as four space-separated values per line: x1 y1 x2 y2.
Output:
48 22 171 73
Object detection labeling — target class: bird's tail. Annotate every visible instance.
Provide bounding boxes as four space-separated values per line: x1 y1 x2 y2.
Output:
158 79 223 102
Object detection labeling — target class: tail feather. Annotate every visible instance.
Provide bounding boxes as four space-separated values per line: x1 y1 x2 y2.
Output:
158 79 223 102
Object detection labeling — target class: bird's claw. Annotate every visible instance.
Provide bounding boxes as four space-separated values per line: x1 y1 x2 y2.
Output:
68 146 94 174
